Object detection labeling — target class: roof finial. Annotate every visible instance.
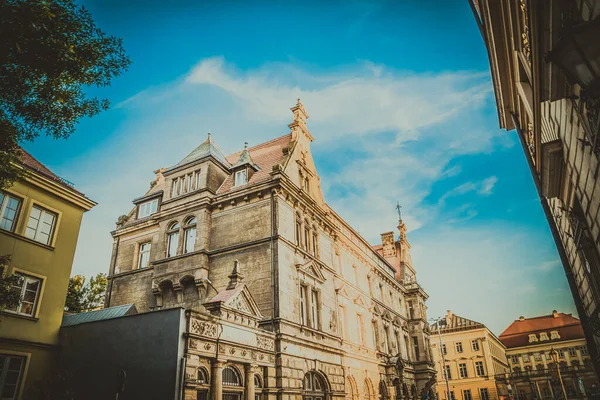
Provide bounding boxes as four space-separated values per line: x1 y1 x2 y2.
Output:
396 201 402 221
244 142 248 149
208 132 211 140
227 260 244 290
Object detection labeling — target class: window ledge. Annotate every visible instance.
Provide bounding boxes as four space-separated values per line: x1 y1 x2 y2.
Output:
0 310 39 322
0 229 54 251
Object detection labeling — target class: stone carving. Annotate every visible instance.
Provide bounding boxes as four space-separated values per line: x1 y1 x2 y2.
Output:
116 215 128 227
241 349 248 357
190 319 218 338
204 343 212 350
256 335 275 351
189 339 199 349
230 295 251 314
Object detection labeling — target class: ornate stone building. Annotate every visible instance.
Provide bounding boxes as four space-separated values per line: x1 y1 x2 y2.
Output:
471 0 600 375
104 100 436 400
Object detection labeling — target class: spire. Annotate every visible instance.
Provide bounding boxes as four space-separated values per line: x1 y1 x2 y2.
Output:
167 132 229 171
231 141 258 170
288 98 314 142
227 260 244 290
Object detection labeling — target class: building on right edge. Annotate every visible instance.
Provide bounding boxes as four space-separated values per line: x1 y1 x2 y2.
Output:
430 310 509 400
497 310 599 399
470 0 600 375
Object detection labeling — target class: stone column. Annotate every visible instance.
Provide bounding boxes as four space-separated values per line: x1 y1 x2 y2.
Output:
245 364 256 400
211 360 224 400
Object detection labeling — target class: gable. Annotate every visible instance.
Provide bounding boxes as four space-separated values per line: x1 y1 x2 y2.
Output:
224 288 263 318
296 260 326 283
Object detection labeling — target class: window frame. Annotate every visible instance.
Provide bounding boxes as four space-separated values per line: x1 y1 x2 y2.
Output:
0 354 27 400
0 192 22 233
183 217 197 254
222 366 241 387
455 341 463 353
462 389 472 400
471 339 480 351
299 284 308 326
24 205 57 245
138 242 152 269
475 361 485 376
7 273 42 317
138 198 159 219
234 169 248 187
458 363 468 379
167 222 180 258
479 388 489 400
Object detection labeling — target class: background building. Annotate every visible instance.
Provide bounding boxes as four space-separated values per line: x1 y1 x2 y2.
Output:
497 310 599 399
103 100 436 400
431 311 509 400
0 150 95 399
471 0 600 374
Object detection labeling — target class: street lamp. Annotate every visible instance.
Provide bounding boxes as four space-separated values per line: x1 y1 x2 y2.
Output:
549 348 569 400
546 17 600 93
429 317 451 400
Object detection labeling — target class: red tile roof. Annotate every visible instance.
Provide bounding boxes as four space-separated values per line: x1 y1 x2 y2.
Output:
499 312 584 348
217 134 292 194
17 148 86 196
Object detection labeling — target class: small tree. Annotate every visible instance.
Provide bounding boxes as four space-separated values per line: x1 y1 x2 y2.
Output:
0 0 131 190
0 255 21 311
64 273 107 313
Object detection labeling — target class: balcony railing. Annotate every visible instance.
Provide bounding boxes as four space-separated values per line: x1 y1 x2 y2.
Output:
495 365 594 381
575 95 600 156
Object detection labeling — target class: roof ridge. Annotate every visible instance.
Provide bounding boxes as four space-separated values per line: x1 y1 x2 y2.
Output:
226 133 292 158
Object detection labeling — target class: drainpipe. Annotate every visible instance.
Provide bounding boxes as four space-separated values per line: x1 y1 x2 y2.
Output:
270 189 278 330
511 113 600 376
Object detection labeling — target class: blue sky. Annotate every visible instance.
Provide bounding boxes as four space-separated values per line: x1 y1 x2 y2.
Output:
23 0 576 334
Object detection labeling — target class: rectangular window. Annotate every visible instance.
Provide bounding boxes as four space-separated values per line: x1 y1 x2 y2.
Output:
412 336 420 360
300 286 307 325
312 232 318 256
442 343 447 355
479 389 489 400
295 220 301 246
462 390 472 400
558 349 565 358
304 227 310 251
383 326 390 353
194 170 201 190
310 290 319 329
138 242 151 268
8 274 42 317
0 354 26 400
523 354 530 362
181 175 187 193
455 342 463 353
475 361 485 376
444 365 452 380
459 363 468 378
450 391 455 400
184 226 196 254
187 173 193 192
171 178 179 197
534 353 542 361
339 306 346 339
24 206 57 245
138 199 158 218
471 339 480 351
568 348 576 357
167 231 179 257
0 193 22 232
357 314 364 345
581 346 589 355
234 170 247 186
408 301 414 319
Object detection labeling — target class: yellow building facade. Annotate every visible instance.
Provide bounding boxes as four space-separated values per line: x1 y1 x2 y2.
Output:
497 311 599 399
0 150 95 399
431 311 509 400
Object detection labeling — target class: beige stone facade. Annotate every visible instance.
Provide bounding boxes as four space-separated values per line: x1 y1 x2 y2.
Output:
472 0 600 375
105 100 436 400
430 311 509 400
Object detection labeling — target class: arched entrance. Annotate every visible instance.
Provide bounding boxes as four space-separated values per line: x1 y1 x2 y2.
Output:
364 378 376 400
303 371 327 400
346 376 359 400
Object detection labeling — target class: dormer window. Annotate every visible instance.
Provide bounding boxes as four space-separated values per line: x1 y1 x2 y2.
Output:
550 331 560 339
234 170 247 186
138 198 158 218
539 332 549 341
528 334 538 343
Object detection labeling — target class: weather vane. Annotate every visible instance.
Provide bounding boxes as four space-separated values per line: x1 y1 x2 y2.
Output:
396 201 402 220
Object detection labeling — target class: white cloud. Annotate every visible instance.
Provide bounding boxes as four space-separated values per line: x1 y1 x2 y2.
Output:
59 57 567 333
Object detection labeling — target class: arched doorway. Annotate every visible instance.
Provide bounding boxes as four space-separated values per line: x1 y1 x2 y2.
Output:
303 371 326 400
364 378 375 400
346 376 359 400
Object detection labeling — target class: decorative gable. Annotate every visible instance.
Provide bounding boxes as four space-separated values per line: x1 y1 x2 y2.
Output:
204 284 264 320
296 260 326 283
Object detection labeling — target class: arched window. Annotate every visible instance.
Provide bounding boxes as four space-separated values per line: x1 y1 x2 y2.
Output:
364 378 374 400
167 222 180 257
254 374 263 400
184 217 197 253
303 371 325 400
222 367 241 386
295 213 302 247
312 227 318 256
304 220 311 252
196 367 208 384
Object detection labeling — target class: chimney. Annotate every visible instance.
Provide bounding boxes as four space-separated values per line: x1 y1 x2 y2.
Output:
380 231 396 258
553 310 559 318
519 316 525 321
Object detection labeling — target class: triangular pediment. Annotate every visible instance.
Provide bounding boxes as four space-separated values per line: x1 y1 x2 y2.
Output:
204 284 263 319
354 294 368 308
296 260 326 283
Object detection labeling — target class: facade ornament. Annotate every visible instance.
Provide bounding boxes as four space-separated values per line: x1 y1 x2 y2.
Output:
227 260 244 290
256 335 275 351
190 319 218 338
116 215 128 227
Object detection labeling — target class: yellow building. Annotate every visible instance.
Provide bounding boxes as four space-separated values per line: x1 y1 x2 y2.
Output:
0 149 95 399
431 311 509 400
497 310 599 399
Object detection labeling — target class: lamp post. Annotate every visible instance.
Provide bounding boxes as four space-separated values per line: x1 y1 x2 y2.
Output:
550 348 569 400
429 317 451 400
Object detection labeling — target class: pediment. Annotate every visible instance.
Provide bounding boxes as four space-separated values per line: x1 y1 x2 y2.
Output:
354 294 368 308
296 260 326 283
204 284 263 319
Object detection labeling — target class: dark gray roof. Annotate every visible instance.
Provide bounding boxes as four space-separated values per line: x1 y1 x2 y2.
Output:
167 133 230 172
431 311 484 333
62 304 137 327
